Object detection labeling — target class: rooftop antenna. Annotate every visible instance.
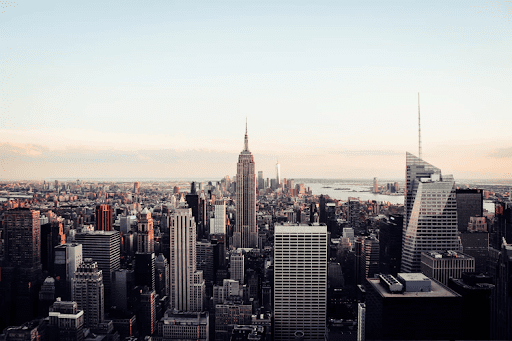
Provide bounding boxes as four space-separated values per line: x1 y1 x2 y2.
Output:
418 92 422 160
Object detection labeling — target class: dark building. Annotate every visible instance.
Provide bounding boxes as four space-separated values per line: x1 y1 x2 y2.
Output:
490 238 512 340
379 214 403 276
319 195 327 224
448 272 494 340
493 202 512 249
186 184 202 240
365 273 462 340
75 230 121 307
95 204 113 231
460 231 489 273
41 220 65 273
456 189 483 232
134 252 156 291
48 299 85 341
0 208 43 328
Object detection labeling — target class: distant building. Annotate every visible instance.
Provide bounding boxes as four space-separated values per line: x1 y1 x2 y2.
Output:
420 251 475 285
137 208 154 253
379 214 403 276
234 123 258 249
373 177 379 193
401 153 460 273
75 230 121 307
456 188 483 232
48 298 85 341
460 231 489 273
72 258 104 329
230 250 244 285
54 243 83 301
157 310 209 340
95 204 113 231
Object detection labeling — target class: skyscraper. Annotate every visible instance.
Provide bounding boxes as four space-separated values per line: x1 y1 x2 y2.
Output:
95 204 113 231
1 208 42 325
75 230 121 306
137 208 154 253
170 201 205 312
276 161 281 187
54 243 83 301
72 258 104 329
401 153 461 273
274 224 327 341
234 122 257 249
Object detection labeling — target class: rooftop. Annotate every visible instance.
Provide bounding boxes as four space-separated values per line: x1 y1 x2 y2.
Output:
276 224 327 234
367 276 460 298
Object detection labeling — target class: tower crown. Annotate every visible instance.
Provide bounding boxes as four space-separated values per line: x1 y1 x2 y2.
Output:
244 118 249 152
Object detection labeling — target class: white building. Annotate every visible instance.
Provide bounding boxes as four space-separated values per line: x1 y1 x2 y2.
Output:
401 153 461 273
230 250 244 285
170 202 205 312
210 199 226 235
274 224 327 341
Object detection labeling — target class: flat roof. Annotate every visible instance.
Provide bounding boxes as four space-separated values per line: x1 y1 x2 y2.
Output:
367 277 460 298
398 273 430 281
275 224 327 234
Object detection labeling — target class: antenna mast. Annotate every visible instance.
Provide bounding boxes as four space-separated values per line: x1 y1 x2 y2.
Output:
418 92 422 159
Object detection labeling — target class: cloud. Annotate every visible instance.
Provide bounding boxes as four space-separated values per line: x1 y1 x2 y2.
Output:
488 147 512 158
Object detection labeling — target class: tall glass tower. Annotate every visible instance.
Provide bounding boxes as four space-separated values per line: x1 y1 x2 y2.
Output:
401 152 461 272
234 123 257 248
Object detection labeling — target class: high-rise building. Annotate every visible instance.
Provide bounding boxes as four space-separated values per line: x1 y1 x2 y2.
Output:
155 254 170 299
95 204 113 231
72 258 104 329
373 177 379 193
448 272 494 340
401 153 461 273
75 230 121 306
1 208 42 326
170 202 205 312
361 235 380 280
211 199 226 235
420 250 475 285
490 238 512 339
257 171 264 190
456 189 483 232
229 250 244 285
48 298 85 341
379 214 403 276
137 208 154 253
274 224 327 341
134 181 140 194
276 161 281 187
4 208 41 268
41 220 66 273
365 273 462 340
357 303 366 341
54 243 83 301
234 123 257 249
348 198 360 229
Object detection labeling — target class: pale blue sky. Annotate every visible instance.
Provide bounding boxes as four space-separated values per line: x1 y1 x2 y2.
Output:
1 0 511 179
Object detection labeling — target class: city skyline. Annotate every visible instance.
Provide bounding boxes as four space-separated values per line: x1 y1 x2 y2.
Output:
1 1 512 179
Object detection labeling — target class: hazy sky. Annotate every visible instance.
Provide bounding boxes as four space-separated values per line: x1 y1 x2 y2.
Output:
1 0 511 180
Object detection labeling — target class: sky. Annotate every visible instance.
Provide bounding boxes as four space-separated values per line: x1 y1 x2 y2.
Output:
1 0 511 180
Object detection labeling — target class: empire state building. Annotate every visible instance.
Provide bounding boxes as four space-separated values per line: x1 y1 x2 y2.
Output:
234 123 257 248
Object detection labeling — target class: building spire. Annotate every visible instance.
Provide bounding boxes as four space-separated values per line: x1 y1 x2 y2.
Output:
244 117 249 151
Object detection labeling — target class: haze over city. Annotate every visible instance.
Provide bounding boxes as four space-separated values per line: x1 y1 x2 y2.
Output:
1 0 512 179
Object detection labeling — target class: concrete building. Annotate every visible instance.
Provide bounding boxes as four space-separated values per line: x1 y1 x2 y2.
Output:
456 188 483 232
230 250 244 285
157 310 209 340
75 230 121 306
234 123 258 248
365 273 462 340
421 251 475 285
170 202 205 312
95 204 113 231
274 224 327 341
54 243 83 301
72 258 104 329
137 208 154 253
48 298 85 341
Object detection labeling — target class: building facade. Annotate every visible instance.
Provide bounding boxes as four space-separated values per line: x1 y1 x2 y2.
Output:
401 153 461 273
170 203 205 312
72 258 104 329
234 124 257 249
274 224 327 341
